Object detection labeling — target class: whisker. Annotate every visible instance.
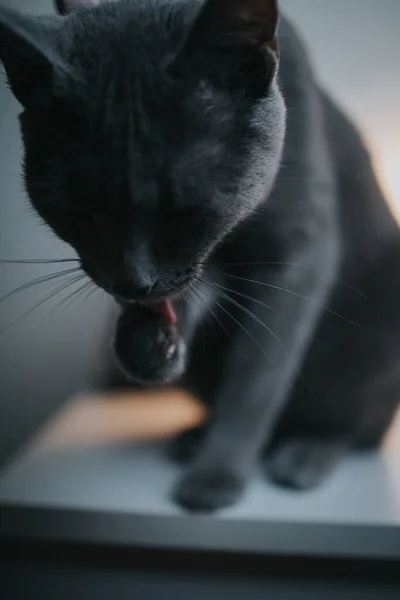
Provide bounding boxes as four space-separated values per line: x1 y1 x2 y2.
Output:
0 273 86 335
202 278 314 400
211 296 298 395
0 258 79 265
63 280 93 312
217 271 371 333
209 262 367 300
48 276 90 321
0 267 82 305
81 282 99 304
190 281 233 344
178 286 184 319
205 280 276 313
184 285 207 352
82 283 104 308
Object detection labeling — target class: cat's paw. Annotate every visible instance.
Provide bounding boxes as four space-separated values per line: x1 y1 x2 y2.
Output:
264 437 346 490
113 306 186 386
174 467 245 512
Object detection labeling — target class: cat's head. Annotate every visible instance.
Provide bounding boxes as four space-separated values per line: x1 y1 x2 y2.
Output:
0 0 285 303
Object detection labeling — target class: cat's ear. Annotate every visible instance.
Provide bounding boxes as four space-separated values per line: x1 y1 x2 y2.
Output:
55 0 100 17
184 0 279 57
0 7 70 109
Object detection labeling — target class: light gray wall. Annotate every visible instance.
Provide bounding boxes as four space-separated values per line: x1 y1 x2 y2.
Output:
281 0 400 214
0 0 111 464
0 0 399 462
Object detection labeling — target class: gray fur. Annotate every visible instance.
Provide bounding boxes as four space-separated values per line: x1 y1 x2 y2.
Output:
1 0 400 512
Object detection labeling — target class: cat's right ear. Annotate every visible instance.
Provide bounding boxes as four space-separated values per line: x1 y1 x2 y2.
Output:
0 7 71 109
55 0 100 17
182 0 280 57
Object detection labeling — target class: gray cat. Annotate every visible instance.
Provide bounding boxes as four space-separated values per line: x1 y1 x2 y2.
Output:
1 0 399 512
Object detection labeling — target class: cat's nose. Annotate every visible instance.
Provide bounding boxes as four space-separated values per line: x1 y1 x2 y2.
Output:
115 245 157 300
111 279 154 301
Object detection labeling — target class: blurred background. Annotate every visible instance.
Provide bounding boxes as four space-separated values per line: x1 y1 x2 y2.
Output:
0 0 399 464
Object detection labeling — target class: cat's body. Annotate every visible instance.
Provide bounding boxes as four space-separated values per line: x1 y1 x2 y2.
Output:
1 0 399 511
172 18 400 504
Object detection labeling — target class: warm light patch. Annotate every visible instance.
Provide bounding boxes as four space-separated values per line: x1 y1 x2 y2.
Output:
30 389 208 455
375 156 400 224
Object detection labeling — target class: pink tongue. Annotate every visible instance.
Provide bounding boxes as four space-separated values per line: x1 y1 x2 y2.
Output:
151 299 177 325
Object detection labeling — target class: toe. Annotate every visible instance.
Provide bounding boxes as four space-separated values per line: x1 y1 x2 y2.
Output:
174 468 244 512
265 438 345 490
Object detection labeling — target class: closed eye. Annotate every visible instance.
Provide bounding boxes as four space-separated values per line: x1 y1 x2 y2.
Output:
163 206 220 222
55 204 94 219
163 207 199 220
51 205 99 231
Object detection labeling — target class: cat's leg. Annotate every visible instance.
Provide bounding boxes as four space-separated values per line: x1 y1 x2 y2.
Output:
263 238 400 490
175 254 337 512
169 425 207 463
264 437 348 490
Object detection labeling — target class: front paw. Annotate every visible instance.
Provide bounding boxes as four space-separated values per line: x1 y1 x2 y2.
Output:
113 306 186 386
264 437 346 490
174 467 245 512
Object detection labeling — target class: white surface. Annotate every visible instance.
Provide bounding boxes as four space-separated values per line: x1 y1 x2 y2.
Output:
1 415 400 526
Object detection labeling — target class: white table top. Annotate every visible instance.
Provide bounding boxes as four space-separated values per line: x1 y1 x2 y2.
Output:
1 404 399 559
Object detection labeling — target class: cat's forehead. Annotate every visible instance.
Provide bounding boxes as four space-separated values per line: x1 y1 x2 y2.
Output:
57 3 235 136
62 0 188 75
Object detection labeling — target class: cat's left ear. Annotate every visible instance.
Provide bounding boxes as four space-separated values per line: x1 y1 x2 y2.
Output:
0 7 71 109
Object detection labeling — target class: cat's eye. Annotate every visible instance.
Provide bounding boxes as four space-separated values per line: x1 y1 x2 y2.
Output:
60 205 94 220
55 205 98 230
68 207 94 219
162 207 200 220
